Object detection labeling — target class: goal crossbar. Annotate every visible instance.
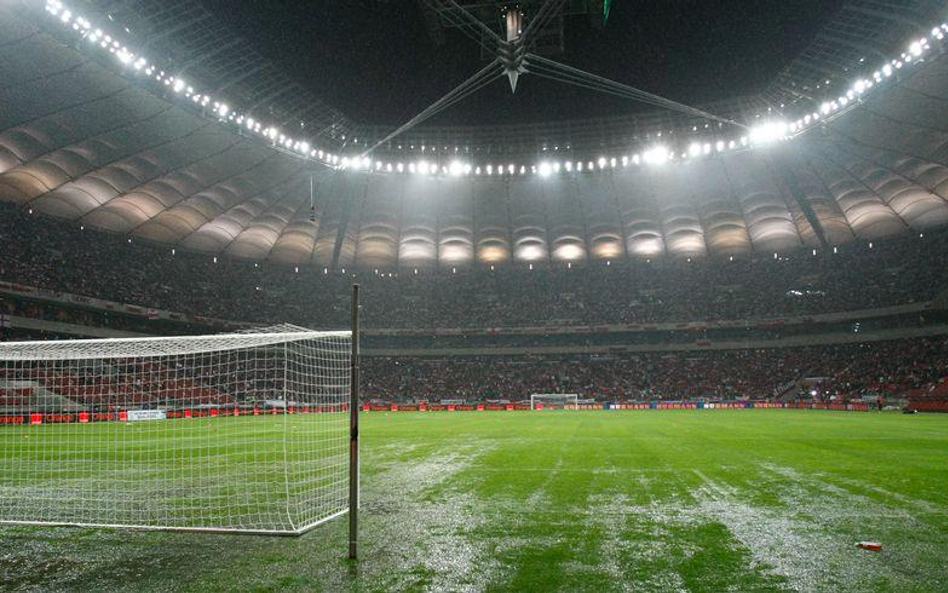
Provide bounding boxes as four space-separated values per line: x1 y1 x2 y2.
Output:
0 330 350 361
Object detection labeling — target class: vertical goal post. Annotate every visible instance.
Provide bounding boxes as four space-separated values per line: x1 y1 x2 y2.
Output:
0 321 358 538
349 284 360 559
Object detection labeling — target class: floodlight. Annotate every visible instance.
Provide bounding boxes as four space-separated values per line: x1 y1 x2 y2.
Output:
643 146 669 165
748 121 788 145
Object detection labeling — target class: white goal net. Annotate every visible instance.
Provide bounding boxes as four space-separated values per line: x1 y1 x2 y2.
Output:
530 393 579 410
0 325 352 535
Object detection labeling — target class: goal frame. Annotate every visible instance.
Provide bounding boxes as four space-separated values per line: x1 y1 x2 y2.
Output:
0 286 361 547
530 393 579 410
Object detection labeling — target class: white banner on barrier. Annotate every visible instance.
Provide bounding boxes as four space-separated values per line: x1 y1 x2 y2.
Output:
127 410 167 422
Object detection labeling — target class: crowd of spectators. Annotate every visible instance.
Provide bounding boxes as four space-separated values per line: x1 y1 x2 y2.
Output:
2 204 947 409
0 294 225 341
1 203 947 330
361 337 948 402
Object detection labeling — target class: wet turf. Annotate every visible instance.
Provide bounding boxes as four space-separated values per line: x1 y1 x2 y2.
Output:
1 410 947 592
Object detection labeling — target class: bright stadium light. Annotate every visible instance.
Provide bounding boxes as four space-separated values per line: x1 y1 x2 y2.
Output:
749 121 789 145
643 145 669 165
538 162 552 178
449 160 464 177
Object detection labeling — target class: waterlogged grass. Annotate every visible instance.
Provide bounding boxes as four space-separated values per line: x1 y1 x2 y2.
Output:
0 415 348 532
1 410 947 591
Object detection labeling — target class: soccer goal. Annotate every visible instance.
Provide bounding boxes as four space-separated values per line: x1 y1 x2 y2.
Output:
0 322 358 537
531 393 579 410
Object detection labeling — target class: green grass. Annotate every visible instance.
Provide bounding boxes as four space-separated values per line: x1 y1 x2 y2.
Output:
1 410 947 591
0 415 347 532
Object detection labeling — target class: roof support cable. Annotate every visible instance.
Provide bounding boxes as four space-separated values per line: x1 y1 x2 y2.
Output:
419 0 504 56
524 53 748 130
361 59 503 157
527 65 691 111
521 0 567 44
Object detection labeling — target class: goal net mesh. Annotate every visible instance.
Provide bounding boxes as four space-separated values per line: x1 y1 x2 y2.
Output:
531 393 579 410
0 325 351 535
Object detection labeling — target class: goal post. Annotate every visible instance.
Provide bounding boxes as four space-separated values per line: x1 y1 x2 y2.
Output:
530 393 579 410
0 323 356 536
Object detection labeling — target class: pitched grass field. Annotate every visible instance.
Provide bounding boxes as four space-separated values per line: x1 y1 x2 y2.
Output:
1 410 947 592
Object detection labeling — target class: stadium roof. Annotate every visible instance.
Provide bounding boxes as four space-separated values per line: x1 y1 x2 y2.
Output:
1 0 948 268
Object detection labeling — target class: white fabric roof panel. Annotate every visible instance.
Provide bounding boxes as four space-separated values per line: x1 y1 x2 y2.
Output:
473 179 512 264
437 178 475 267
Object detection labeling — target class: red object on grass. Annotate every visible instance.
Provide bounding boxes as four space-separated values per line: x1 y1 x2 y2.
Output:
856 542 882 552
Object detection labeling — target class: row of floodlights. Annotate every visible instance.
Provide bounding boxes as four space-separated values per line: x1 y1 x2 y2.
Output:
335 140 751 178
44 1 948 178
787 28 945 133
45 0 343 168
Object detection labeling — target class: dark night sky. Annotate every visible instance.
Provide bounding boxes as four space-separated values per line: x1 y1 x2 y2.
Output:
201 1 844 126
